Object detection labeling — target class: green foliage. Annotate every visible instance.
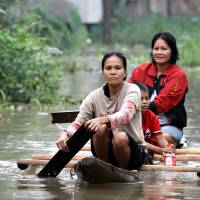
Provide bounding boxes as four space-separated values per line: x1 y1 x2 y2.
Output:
178 33 200 67
0 2 89 105
0 0 15 10
12 4 88 51
0 28 63 104
1 1 200 107
111 12 178 46
67 10 88 49
110 11 200 66
0 0 16 24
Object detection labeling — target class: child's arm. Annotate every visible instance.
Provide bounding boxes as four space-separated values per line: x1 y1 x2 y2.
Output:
146 141 166 155
155 135 168 148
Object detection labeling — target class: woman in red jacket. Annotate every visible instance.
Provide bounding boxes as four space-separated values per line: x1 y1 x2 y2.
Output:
128 32 188 147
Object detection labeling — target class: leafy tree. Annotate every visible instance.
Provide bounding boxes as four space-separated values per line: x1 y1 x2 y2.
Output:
12 4 88 50
0 27 63 104
0 0 15 10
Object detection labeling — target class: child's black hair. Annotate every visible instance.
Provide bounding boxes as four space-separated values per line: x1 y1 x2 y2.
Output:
133 82 149 93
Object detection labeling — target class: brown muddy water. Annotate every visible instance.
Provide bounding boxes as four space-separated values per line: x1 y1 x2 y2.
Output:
0 68 200 200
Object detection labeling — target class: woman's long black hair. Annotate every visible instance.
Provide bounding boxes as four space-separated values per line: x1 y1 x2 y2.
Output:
151 32 179 64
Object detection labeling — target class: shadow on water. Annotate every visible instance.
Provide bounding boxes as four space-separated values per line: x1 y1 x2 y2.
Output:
0 68 200 199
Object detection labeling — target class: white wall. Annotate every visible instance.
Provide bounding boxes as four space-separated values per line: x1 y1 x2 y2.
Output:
68 0 103 24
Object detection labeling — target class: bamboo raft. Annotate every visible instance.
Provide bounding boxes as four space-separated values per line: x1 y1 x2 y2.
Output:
16 111 200 175
17 146 200 173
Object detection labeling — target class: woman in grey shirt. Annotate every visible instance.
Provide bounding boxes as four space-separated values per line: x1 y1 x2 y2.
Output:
56 51 149 170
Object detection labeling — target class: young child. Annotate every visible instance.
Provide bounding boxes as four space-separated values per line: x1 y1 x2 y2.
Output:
134 82 168 155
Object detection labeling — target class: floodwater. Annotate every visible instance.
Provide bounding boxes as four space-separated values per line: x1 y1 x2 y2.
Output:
0 68 200 200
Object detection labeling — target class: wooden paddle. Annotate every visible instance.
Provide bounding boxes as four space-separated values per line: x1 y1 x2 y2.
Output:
37 125 94 177
51 111 79 123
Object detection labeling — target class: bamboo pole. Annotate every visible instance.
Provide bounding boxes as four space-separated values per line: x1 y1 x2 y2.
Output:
81 146 91 151
80 146 200 154
17 147 200 172
31 153 200 162
175 149 200 155
17 159 76 169
31 154 91 161
153 154 200 161
139 165 200 172
17 159 200 172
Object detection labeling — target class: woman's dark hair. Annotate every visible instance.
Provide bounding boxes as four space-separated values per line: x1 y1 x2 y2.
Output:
151 32 179 64
102 51 127 80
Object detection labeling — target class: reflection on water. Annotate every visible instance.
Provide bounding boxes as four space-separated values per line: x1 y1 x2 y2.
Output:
74 173 200 200
15 177 75 199
0 68 200 199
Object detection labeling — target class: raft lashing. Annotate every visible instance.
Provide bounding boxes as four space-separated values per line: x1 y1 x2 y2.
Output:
17 146 200 172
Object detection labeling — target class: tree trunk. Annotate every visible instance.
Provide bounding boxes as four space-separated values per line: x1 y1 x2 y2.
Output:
166 0 172 17
102 0 111 44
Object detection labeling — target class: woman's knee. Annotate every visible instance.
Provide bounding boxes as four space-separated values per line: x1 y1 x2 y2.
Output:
112 132 129 149
93 124 109 140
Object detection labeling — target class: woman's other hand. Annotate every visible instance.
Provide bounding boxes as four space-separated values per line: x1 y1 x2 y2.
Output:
56 131 71 152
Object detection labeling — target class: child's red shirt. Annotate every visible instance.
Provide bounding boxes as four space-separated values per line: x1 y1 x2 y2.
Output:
142 109 162 144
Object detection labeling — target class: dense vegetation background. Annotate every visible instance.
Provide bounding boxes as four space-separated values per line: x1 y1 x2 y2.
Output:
0 0 200 107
